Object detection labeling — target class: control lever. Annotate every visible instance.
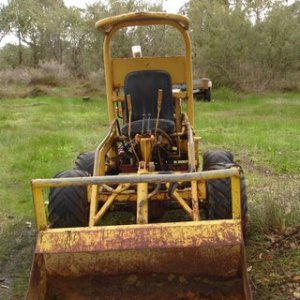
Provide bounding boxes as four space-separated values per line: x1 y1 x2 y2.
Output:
142 113 146 134
147 113 151 135
155 89 163 136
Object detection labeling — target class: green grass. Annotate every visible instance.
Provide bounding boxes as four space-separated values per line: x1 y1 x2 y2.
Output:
0 92 299 299
0 96 108 298
195 92 300 174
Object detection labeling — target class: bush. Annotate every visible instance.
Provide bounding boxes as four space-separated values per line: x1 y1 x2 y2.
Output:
87 69 105 90
249 179 300 234
0 68 31 85
0 61 72 87
29 61 72 86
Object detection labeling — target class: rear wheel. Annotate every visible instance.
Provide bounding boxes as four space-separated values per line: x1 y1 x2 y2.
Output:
203 88 211 102
48 169 89 228
203 150 248 234
74 151 95 175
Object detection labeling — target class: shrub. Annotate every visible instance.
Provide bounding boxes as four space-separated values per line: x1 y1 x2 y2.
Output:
0 68 31 85
87 68 105 90
0 61 72 87
29 61 72 86
249 179 300 234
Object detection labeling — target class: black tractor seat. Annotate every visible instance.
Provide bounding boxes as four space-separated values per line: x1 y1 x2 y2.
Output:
121 70 175 136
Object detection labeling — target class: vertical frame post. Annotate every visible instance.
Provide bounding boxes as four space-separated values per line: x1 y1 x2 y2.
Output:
231 173 241 219
31 185 47 231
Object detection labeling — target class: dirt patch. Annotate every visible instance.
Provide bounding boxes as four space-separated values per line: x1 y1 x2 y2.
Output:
0 220 35 299
239 153 274 176
247 226 300 300
26 86 50 98
0 85 49 99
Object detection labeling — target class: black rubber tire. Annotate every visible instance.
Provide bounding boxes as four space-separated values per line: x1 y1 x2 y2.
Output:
203 150 233 170
48 169 89 228
204 88 211 102
203 150 248 234
74 151 95 175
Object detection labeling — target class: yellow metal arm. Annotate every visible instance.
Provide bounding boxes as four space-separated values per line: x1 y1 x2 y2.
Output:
96 12 189 33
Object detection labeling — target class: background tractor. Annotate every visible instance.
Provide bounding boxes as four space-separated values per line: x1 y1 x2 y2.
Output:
173 78 212 102
27 12 251 299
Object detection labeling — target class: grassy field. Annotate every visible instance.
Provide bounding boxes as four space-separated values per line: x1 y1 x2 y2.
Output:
0 91 299 299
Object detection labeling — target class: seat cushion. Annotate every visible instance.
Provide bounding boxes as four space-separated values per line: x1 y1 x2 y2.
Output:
124 70 174 122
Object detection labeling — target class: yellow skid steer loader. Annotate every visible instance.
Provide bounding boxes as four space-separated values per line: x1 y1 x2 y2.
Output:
27 12 252 299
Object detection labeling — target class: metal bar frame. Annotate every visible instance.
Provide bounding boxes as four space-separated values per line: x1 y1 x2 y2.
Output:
31 167 241 232
93 183 131 226
102 15 194 126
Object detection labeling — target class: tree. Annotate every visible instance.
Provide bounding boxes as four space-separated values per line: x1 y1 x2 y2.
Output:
3 0 67 65
0 4 10 43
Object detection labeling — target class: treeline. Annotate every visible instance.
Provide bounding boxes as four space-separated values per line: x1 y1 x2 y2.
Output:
0 0 299 91
186 0 300 91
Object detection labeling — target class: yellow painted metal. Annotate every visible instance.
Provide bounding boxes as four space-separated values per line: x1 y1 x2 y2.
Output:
103 33 115 123
170 188 193 219
137 169 148 224
87 184 92 202
111 57 186 87
31 167 241 231
140 137 152 164
198 180 207 200
174 96 182 133
101 12 194 125
95 12 189 32
194 136 201 168
231 171 242 219
89 185 99 227
97 182 200 207
155 89 163 136
186 118 196 171
31 168 240 190
93 119 119 176
191 180 200 221
27 220 252 299
172 90 187 99
94 183 130 225
89 119 120 226
31 185 47 231
99 188 192 202
35 220 241 255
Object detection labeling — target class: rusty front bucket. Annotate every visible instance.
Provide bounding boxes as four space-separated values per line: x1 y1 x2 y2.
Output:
27 220 252 300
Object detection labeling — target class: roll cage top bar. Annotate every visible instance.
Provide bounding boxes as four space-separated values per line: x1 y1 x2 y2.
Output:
95 12 189 33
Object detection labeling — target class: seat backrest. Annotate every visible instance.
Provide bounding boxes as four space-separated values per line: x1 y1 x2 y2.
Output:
124 70 173 122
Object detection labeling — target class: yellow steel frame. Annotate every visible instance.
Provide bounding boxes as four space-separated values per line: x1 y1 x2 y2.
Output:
31 12 244 231
96 12 195 126
94 12 198 225
28 13 252 300
98 188 202 202
31 167 241 232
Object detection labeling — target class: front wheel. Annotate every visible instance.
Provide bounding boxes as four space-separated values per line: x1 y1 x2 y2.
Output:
203 150 248 234
48 169 89 228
